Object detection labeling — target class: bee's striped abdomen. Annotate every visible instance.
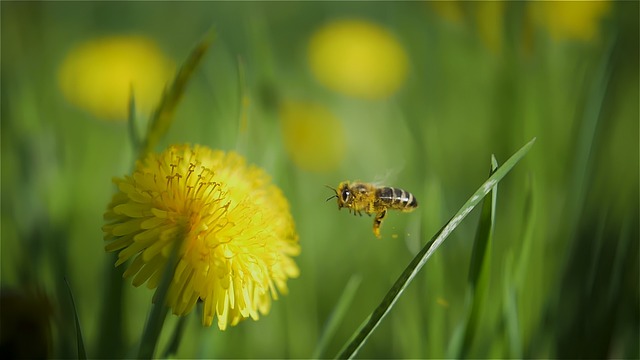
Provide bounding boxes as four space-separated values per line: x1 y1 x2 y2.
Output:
376 187 418 211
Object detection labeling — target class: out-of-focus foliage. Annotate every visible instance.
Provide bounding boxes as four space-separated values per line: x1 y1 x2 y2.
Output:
531 0 612 42
1 1 637 359
279 100 346 172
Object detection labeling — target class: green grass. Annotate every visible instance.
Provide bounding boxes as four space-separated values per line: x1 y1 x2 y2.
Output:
458 155 498 358
64 277 87 359
1 2 638 359
140 28 216 161
337 145 532 359
313 274 362 359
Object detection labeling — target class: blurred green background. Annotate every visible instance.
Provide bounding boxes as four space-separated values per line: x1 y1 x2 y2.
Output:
1 1 638 358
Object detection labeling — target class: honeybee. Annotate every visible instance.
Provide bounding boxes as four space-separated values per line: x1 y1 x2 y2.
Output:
326 181 418 238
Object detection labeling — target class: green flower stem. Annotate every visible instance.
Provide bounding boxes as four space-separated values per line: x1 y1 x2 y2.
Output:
137 241 180 359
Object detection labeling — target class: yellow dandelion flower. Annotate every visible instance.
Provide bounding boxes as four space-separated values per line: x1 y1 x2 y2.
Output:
102 144 300 330
308 19 409 99
530 0 611 42
58 35 175 121
279 100 346 173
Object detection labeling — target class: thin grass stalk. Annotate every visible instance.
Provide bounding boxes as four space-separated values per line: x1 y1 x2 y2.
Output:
503 254 522 358
313 275 363 359
162 315 188 358
138 29 216 160
127 89 140 154
64 278 86 360
235 56 249 151
563 32 616 244
505 173 535 358
459 155 499 358
95 257 125 358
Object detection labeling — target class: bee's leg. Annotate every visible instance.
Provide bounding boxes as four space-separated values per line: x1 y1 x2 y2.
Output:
368 201 377 214
373 209 387 239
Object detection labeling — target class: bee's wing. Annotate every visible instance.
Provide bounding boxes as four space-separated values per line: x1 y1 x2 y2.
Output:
371 166 404 187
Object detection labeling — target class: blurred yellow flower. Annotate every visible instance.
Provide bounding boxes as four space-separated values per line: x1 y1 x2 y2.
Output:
103 144 300 330
58 35 175 121
308 19 409 99
429 0 464 25
475 0 506 54
279 100 346 172
531 0 611 42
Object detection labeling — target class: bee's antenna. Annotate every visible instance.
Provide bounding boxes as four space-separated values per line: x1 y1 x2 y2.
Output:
324 184 338 202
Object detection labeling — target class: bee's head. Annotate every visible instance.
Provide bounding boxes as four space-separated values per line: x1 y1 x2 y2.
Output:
325 182 351 209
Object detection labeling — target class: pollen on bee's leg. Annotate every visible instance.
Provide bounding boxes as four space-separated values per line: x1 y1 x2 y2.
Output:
373 209 386 239
373 225 381 239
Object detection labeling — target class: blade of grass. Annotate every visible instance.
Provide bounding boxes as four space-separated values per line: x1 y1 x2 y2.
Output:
336 137 536 359
313 275 363 359
425 244 448 358
515 174 544 358
458 155 499 358
467 155 498 293
64 278 86 360
138 28 216 160
237 57 248 131
96 257 126 358
128 87 140 154
606 213 633 307
565 33 615 229
505 172 535 357
514 173 536 286
137 241 180 359
162 316 188 358
503 253 522 358
235 55 251 153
